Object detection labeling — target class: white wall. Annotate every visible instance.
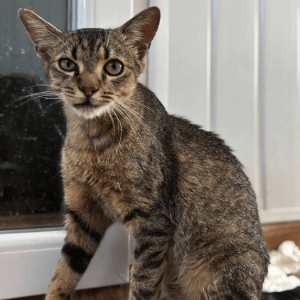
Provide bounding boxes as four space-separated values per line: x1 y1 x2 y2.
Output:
149 0 300 224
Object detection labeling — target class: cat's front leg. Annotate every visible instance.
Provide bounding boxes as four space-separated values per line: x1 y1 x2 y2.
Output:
45 181 112 300
126 217 172 300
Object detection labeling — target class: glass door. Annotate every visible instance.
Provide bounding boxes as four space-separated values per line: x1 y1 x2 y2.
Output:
0 0 69 230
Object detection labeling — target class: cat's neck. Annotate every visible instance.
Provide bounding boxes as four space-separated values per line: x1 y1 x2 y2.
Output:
62 91 143 152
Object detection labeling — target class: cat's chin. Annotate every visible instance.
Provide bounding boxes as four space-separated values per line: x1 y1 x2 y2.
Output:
71 104 110 119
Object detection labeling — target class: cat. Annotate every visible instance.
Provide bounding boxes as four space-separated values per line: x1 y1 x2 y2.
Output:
18 6 270 300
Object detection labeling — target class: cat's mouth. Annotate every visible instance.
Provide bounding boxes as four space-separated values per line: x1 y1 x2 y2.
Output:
73 99 99 109
72 98 111 118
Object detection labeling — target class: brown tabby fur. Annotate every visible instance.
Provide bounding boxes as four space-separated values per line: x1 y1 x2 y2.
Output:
18 7 269 300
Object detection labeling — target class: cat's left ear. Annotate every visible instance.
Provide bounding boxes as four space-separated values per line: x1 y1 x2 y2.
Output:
119 6 160 60
18 8 63 58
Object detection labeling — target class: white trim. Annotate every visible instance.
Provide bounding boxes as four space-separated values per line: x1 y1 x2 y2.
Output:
296 0 300 209
206 0 213 131
0 224 129 299
77 0 88 29
258 0 267 212
132 0 149 86
260 207 300 224
132 0 148 15
77 0 149 28
148 0 170 109
210 0 218 132
80 0 144 28
253 0 263 210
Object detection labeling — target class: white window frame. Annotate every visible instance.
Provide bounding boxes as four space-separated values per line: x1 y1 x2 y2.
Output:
0 1 147 298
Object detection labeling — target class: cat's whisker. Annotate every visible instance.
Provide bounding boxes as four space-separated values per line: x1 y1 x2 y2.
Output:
116 100 158 143
21 90 55 98
10 90 56 104
25 84 53 88
113 102 139 137
119 108 140 137
120 101 148 122
46 99 62 108
115 98 143 120
127 99 156 115
114 104 145 142
14 97 42 107
107 109 115 135
10 90 61 107
112 103 132 131
111 106 123 156
42 97 61 100
106 109 118 153
13 95 61 107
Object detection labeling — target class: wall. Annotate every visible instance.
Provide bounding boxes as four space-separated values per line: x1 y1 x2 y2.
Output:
149 0 300 224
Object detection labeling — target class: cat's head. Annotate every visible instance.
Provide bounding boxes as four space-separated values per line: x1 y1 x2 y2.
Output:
18 7 160 119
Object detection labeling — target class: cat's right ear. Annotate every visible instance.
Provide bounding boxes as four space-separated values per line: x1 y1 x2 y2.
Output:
18 9 63 58
119 6 160 60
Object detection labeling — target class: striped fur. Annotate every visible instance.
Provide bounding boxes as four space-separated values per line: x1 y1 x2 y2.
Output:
18 6 269 300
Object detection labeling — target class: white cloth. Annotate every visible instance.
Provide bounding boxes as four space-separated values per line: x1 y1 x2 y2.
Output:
263 241 300 292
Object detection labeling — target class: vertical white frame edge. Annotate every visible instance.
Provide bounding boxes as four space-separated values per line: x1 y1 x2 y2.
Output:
77 0 88 29
296 0 300 211
148 0 170 109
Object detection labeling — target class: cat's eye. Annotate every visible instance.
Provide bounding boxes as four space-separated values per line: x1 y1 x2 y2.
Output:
104 60 123 76
59 58 77 72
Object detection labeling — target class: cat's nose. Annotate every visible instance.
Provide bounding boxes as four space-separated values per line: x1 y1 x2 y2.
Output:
78 74 100 97
79 85 99 97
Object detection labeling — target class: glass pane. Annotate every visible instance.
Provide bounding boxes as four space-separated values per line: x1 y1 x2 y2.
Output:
0 0 69 229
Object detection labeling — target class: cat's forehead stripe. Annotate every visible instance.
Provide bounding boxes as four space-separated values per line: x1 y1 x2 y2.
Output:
95 40 102 53
96 46 103 60
104 46 110 60
72 47 77 60
70 29 111 61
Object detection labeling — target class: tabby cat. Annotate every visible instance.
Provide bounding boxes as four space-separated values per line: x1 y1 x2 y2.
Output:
18 7 269 300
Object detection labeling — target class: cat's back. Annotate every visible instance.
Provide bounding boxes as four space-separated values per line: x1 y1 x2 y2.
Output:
169 115 269 266
170 115 261 235
171 115 240 167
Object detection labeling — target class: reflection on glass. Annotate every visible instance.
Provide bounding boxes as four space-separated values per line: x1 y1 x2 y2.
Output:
0 0 68 229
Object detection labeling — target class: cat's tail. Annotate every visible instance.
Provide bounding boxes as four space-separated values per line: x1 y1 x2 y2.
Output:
262 287 300 300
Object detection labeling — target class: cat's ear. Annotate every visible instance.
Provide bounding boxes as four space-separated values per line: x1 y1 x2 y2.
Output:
18 8 63 57
119 6 160 59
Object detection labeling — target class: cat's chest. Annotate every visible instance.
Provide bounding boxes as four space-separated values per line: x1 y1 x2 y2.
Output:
63 146 120 183
62 137 160 197
62 144 137 219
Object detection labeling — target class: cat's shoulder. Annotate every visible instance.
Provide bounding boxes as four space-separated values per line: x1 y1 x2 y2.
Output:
170 115 240 165
135 82 168 117
136 82 162 106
